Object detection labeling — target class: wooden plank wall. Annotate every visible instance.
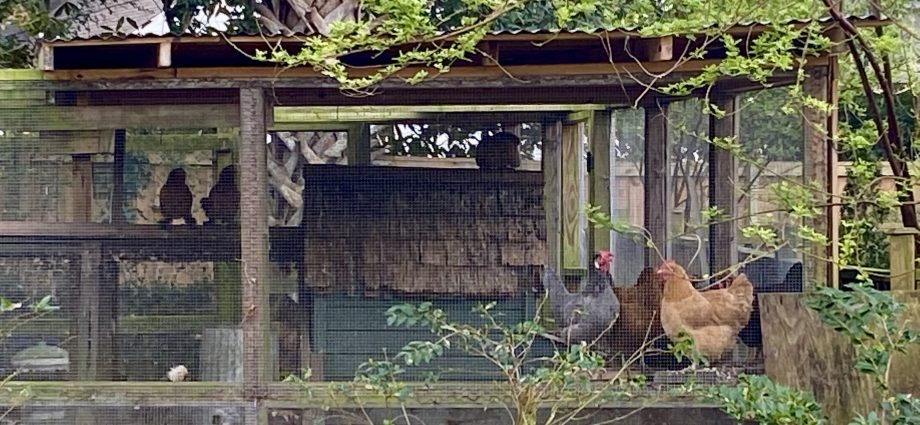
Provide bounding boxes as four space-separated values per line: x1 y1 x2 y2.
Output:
300 166 547 381
301 166 546 296
313 295 532 380
761 292 920 425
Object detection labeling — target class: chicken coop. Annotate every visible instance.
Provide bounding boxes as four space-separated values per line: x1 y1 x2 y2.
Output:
0 16 873 425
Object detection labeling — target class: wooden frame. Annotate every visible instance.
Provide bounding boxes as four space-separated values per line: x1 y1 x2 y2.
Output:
0 19 853 424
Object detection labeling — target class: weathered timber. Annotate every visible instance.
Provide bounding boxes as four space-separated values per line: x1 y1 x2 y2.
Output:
239 87 272 389
14 315 220 336
200 328 280 382
761 292 920 425
71 155 93 222
0 381 716 409
708 96 738 276
644 102 669 267
0 104 240 131
0 222 288 262
301 166 544 295
15 65 811 92
802 66 838 288
589 110 613 253
274 104 604 123
561 118 588 269
887 227 919 290
544 121 563 270
111 130 126 225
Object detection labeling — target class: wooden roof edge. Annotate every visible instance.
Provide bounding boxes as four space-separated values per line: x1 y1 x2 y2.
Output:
36 55 828 84
40 16 889 47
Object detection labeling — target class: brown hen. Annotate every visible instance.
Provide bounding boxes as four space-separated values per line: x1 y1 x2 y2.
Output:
608 267 665 355
657 260 754 361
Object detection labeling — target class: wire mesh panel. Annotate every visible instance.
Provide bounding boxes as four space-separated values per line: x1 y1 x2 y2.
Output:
0 78 814 423
0 86 245 385
268 115 548 382
668 99 711 279
609 108 646 285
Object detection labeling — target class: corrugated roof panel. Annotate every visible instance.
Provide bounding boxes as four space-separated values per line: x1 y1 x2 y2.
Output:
44 13 885 42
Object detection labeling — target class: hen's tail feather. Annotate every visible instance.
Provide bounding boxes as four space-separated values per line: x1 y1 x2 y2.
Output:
543 267 569 319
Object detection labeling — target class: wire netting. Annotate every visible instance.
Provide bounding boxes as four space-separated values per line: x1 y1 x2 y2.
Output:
0 82 812 424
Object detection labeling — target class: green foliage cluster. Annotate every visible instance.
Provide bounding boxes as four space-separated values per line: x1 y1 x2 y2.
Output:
0 0 78 67
286 300 649 425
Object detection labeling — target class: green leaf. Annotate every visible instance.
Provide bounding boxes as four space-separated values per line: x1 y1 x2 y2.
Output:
0 297 23 312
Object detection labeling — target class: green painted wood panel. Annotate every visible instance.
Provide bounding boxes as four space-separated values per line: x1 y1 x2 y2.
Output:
313 293 539 381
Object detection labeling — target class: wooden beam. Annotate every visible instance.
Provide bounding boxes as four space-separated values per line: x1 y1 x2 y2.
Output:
8 68 804 92
157 41 172 68
590 110 613 253
71 154 93 222
708 96 738 277
0 69 43 80
0 104 240 131
887 227 919 290
40 58 810 83
239 86 272 387
802 66 837 288
274 104 607 123
639 36 674 62
644 102 669 267
37 43 54 71
543 121 563 270
480 41 500 66
562 119 588 269
346 123 371 165
75 244 101 380
111 130 127 225
0 380 716 409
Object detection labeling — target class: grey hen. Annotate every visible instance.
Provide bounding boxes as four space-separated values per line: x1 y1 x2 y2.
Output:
543 250 620 344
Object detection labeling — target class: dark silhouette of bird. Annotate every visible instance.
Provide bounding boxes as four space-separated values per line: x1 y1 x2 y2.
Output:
201 165 240 225
158 168 194 228
475 132 521 170
542 250 620 344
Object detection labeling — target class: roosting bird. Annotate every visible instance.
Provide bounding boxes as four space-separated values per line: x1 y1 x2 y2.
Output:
542 250 620 344
158 168 195 227
475 132 521 170
657 260 754 364
201 165 240 225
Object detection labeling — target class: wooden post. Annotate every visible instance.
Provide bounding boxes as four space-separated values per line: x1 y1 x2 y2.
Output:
561 118 588 270
590 110 613 253
802 65 839 288
543 121 563 270
887 227 919 291
111 129 127 224
71 154 93 223
347 123 371 165
644 102 669 267
239 86 271 423
708 96 739 277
